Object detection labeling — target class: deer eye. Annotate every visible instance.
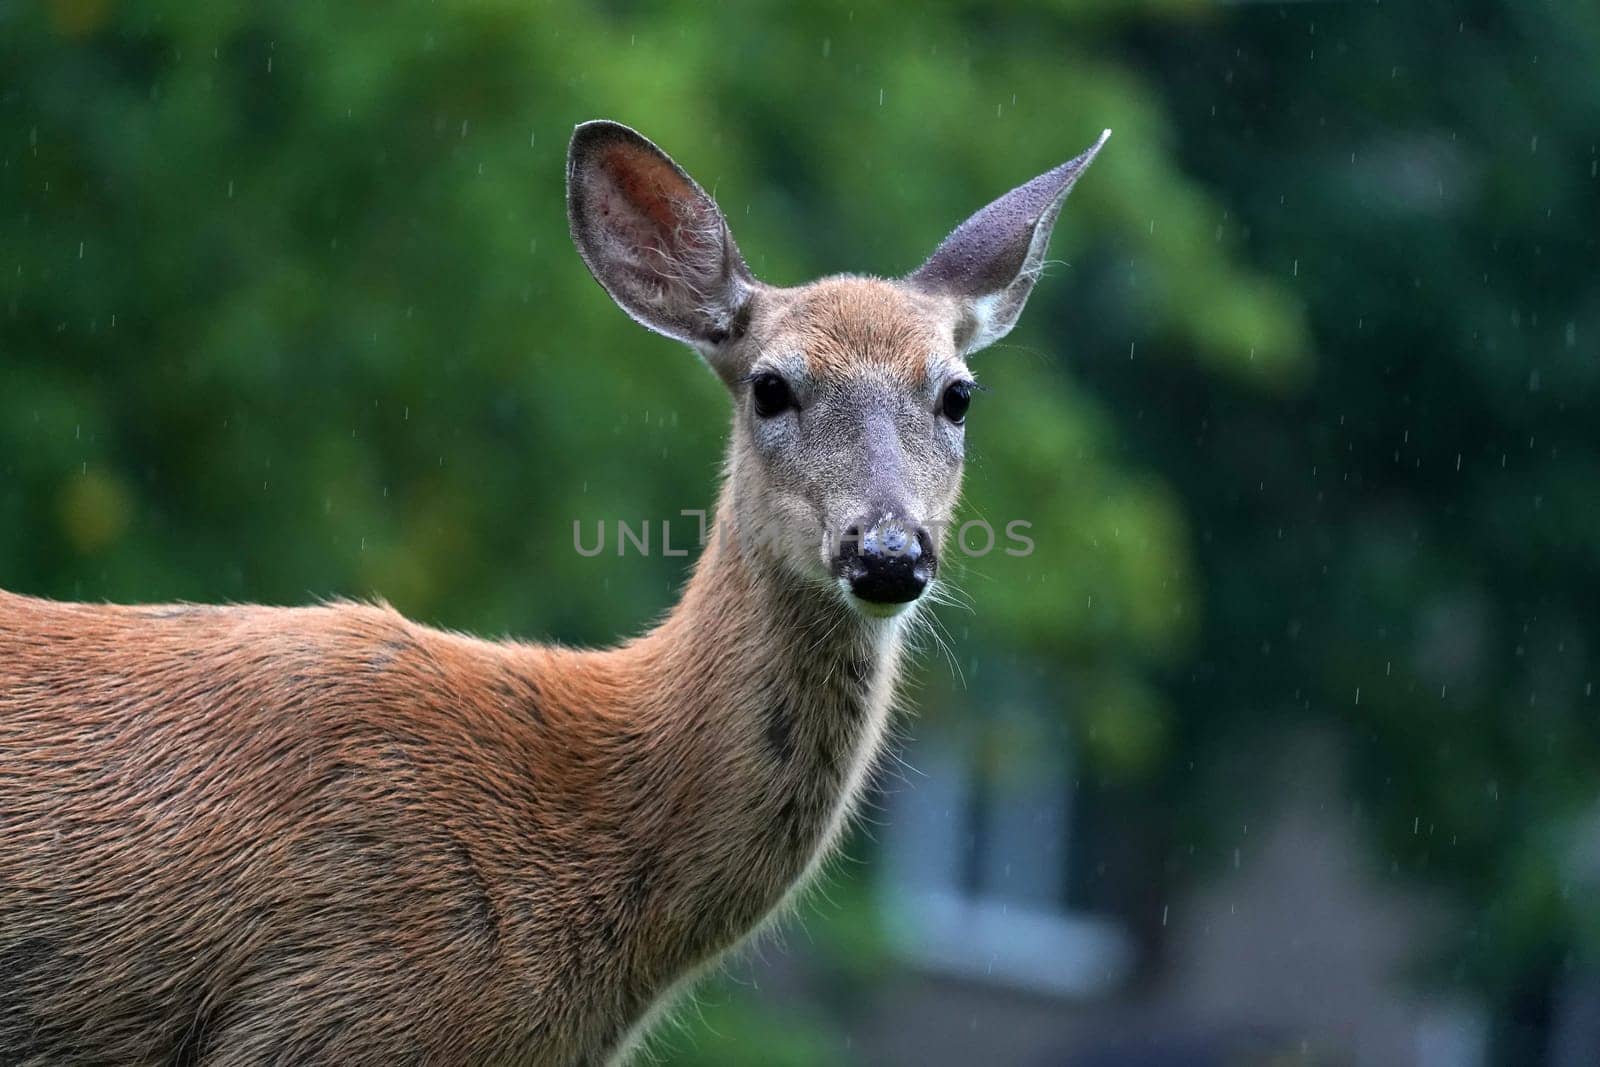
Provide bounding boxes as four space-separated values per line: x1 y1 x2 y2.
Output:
940 380 972 424
750 373 793 418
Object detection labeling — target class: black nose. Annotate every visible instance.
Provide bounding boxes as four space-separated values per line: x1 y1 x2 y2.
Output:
836 519 936 605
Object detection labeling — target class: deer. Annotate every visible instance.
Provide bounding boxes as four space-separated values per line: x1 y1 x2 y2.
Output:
0 119 1107 1065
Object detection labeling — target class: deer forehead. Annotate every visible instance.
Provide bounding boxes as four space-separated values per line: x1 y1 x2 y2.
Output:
756 277 961 385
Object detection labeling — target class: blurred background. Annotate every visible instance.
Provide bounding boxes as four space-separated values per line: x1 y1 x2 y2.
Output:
3 1 1597 1064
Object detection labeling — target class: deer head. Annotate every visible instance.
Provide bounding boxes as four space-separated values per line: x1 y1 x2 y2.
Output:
567 120 1108 618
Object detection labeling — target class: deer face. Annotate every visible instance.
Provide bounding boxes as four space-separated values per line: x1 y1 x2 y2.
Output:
566 121 1106 618
718 278 967 614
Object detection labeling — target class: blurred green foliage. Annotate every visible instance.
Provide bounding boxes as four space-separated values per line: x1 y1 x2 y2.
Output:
3 1 1596 1063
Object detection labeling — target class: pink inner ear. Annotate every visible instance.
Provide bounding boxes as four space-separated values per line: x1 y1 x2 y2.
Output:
595 143 709 262
573 131 745 338
602 145 679 229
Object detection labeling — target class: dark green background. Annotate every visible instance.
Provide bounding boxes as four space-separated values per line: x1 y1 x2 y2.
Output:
4 2 1596 1063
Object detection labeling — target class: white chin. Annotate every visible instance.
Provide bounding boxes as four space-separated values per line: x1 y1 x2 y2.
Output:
854 600 913 619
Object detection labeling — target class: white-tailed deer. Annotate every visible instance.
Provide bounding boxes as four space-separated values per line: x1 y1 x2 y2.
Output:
0 119 1106 1065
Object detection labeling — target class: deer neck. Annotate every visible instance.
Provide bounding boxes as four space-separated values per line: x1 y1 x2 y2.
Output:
617 493 905 960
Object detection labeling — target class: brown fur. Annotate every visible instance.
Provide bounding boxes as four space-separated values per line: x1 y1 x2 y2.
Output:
0 119 1102 1065
757 277 949 380
0 511 899 1065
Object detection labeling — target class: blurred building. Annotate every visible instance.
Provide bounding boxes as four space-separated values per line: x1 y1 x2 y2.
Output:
734 726 1499 1067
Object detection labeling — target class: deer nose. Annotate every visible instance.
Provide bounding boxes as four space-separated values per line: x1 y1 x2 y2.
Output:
836 518 936 605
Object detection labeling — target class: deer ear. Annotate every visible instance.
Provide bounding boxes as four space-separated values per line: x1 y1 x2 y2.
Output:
908 130 1110 355
567 120 756 355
